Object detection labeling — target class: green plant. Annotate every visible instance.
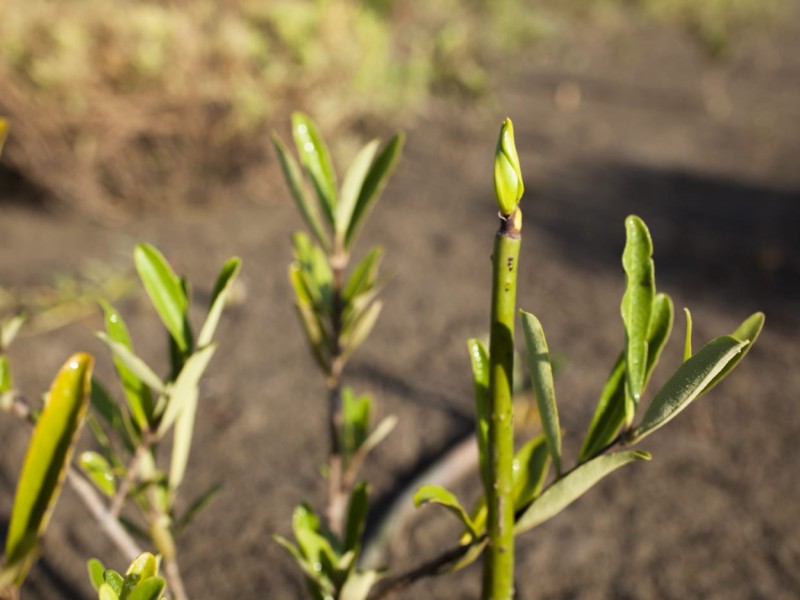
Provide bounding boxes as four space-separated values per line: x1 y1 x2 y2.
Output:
87 552 166 600
271 113 402 599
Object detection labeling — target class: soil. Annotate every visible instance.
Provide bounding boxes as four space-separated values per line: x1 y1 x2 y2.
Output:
2 9 800 600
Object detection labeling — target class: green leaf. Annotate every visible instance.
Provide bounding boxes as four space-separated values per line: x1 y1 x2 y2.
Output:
99 583 120 600
343 482 369 555
447 538 488 574
87 558 106 591
175 483 222 535
0 355 12 393
340 300 382 362
100 301 155 430
5 353 93 585
90 378 138 452
515 451 651 535
467 338 490 489
342 247 384 303
579 293 673 463
274 534 331 589
520 311 562 474
413 485 478 538
97 333 165 395
292 113 338 227
340 569 381 600
164 344 217 492
493 118 524 216
337 140 381 240
292 232 333 311
620 215 655 425
356 415 397 459
341 388 372 462
79 451 116 497
1 313 26 350
104 569 124 594
700 312 764 395
271 133 330 251
512 434 550 511
0 118 7 155
197 257 241 348
157 343 216 438
629 336 749 443
121 552 159 599
292 504 340 579
683 308 693 362
345 133 404 249
133 244 191 354
126 578 166 600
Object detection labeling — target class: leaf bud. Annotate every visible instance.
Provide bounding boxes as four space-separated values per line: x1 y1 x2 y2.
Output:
493 117 524 216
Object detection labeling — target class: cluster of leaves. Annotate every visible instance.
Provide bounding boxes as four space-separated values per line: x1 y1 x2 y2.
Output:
87 552 165 600
413 215 763 572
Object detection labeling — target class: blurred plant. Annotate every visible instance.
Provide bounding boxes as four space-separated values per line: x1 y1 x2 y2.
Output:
87 552 166 600
271 113 402 598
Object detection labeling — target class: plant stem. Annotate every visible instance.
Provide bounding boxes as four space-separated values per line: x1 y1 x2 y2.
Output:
109 430 156 518
483 210 521 600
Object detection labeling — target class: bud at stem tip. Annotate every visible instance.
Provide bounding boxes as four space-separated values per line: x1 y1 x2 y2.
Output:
493 117 524 216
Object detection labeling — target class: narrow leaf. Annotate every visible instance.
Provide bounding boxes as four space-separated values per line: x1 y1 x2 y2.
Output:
292 504 339 577
97 333 165 395
133 244 191 353
271 133 330 251
700 312 764 394
5 353 93 584
683 308 693 362
100 301 154 430
1 314 26 350
520 311 562 474
467 338 490 489
515 451 651 535
157 344 216 438
0 118 7 155
620 215 655 424
175 483 222 535
343 482 369 555
78 451 116 497
197 257 241 348
512 434 550 511
337 140 380 239
340 300 382 362
292 113 338 227
357 415 397 458
413 485 477 538
340 569 380 600
90 378 138 452
342 247 384 302
341 388 372 462
630 336 749 443
345 133 404 249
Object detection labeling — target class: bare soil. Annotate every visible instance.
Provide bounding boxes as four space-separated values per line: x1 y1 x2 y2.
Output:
2 9 799 600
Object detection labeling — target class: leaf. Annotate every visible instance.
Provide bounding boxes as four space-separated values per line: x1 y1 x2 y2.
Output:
292 232 333 310
0 118 7 155
175 483 222 535
520 311 562 474
345 133 404 249
99 583 120 600
629 336 749 443
467 338 490 489
700 312 764 395
0 355 12 393
197 257 242 348
97 333 165 395
126 578 166 600
342 247 384 303
683 308 693 362
620 215 655 424
100 301 154 430
448 538 488 574
274 534 332 589
343 482 369 555
79 451 116 497
87 558 106 591
133 244 191 354
104 570 124 594
357 415 397 458
512 434 550 511
157 343 216 438
164 345 217 492
340 569 381 600
292 504 339 579
515 451 651 535
4 353 93 585
579 293 673 463
413 485 478 538
90 378 138 452
340 300 383 362
1 313 26 350
337 140 381 240
271 133 330 251
125 552 158 581
292 113 338 227
341 388 372 462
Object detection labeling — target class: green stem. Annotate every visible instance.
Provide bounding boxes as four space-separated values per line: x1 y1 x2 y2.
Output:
483 210 521 600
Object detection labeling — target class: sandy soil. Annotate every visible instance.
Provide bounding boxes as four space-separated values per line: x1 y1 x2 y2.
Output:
1 9 799 600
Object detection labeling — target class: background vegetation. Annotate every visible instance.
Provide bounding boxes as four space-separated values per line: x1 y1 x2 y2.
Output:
0 0 787 213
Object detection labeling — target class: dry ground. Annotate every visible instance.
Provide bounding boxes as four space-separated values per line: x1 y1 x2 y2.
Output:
1 8 799 599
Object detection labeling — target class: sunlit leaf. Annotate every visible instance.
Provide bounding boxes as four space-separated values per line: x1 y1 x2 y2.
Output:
4 353 93 585
467 338 490 489
271 133 330 251
342 247 383 303
79 451 116 497
520 311 562 474
345 133 404 249
337 140 380 240
104 570 124 595
683 308 693 362
100 301 154 430
99 583 120 600
197 257 242 348
175 483 222 535
87 558 106 591
133 244 191 354
413 485 477 538
0 355 12 393
515 451 651 535
97 333 165 395
90 378 138 452
512 434 550 511
357 415 397 459
700 311 764 395
343 482 369 555
340 569 381 600
0 118 8 155
292 113 338 227
620 215 655 425
629 336 749 443
340 300 382 362
126 577 166 600
292 503 340 581
1 313 26 350
341 388 372 462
